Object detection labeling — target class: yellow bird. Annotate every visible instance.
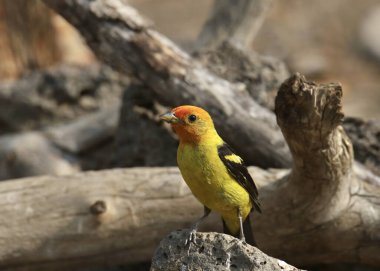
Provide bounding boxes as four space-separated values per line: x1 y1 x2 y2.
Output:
161 105 261 246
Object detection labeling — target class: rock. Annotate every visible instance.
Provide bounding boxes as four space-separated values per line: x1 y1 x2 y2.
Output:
359 5 380 61
0 132 78 180
151 230 304 271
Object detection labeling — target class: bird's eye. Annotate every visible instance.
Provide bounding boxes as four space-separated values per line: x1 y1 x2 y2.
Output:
188 114 197 123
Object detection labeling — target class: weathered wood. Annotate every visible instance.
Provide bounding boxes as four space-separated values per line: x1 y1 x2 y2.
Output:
0 132 77 180
195 0 274 50
0 163 378 270
43 0 291 169
27 1 380 270
0 64 126 134
259 73 380 266
0 166 281 270
0 75 379 268
45 107 119 154
196 41 289 110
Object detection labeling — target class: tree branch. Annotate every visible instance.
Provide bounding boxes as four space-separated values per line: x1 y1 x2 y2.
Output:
42 0 291 169
195 0 274 50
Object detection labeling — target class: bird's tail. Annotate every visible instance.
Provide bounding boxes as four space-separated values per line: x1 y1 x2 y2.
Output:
222 214 257 247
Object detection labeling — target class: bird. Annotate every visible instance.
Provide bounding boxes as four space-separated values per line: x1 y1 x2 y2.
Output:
160 105 261 246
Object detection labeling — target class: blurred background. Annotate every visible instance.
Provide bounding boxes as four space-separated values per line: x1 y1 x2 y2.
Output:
1 0 380 119
0 1 379 270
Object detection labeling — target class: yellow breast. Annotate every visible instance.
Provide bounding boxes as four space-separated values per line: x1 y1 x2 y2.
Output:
177 141 252 221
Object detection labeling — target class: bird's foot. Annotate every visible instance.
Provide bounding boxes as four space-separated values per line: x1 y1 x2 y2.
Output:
240 237 247 246
239 232 247 245
185 228 197 247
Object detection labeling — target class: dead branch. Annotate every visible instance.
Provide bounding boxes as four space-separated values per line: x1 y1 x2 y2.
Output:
28 0 380 270
195 0 274 50
0 166 287 271
42 0 291 169
0 73 379 268
196 42 289 110
0 64 126 134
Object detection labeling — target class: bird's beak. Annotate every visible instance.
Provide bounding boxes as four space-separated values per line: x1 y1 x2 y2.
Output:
160 112 180 124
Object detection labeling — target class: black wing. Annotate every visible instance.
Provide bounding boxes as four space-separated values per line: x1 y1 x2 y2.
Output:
218 143 261 213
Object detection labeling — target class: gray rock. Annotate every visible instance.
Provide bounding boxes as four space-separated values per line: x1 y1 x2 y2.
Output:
151 230 304 271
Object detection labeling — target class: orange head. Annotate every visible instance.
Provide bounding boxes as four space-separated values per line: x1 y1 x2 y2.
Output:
160 105 216 144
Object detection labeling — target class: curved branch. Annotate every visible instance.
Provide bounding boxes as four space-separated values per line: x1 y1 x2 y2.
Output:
253 74 380 266
275 73 354 222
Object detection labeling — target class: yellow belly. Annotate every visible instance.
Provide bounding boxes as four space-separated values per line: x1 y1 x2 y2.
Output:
177 142 252 234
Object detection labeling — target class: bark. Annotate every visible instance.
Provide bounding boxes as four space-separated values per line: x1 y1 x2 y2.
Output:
42 0 291 169
0 166 287 271
0 163 378 270
259 73 380 266
195 0 274 50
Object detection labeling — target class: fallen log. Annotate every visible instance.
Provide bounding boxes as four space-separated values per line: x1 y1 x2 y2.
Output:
0 107 121 181
1 74 379 270
32 1 380 270
0 166 282 271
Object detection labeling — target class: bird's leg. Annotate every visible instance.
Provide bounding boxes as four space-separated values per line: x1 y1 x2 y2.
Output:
185 206 211 246
238 209 246 242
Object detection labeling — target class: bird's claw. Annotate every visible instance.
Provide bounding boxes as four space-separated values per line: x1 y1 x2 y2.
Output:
185 229 197 246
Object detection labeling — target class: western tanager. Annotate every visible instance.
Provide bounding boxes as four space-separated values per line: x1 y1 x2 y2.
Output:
160 105 261 246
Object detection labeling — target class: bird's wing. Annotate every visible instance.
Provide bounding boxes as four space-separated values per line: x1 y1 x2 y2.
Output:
218 143 261 213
